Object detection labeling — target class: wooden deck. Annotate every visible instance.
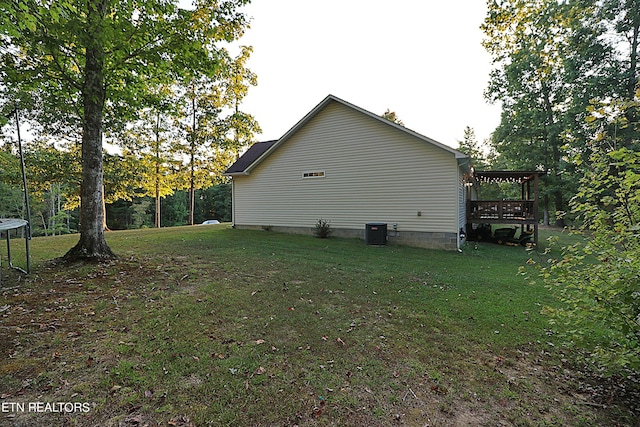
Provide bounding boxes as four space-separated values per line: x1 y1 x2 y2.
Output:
467 200 536 224
466 171 545 246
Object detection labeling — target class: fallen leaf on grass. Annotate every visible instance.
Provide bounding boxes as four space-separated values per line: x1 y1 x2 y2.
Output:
255 366 266 375
313 398 326 419
125 414 144 424
255 339 265 345
430 385 448 395
168 415 194 426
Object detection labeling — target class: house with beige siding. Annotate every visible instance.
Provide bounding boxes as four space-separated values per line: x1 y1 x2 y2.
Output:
225 95 471 250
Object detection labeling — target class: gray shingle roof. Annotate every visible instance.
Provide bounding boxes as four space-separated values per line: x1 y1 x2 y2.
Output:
225 140 277 175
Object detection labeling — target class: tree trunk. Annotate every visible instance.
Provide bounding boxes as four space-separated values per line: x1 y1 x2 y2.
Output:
627 17 639 100
102 185 110 231
189 97 196 226
543 195 550 226
542 86 565 228
189 184 195 225
623 16 639 148
63 0 115 261
155 184 161 228
155 111 161 228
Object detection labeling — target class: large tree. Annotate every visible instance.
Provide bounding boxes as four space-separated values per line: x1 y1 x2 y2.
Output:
174 47 259 225
457 126 488 170
122 102 181 228
483 0 579 226
1 0 250 260
483 0 639 226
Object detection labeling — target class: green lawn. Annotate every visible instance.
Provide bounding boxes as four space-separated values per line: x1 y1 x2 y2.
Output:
0 225 636 426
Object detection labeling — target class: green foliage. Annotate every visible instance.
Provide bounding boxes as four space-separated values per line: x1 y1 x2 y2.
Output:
482 0 640 225
0 141 78 235
313 218 332 238
160 191 190 227
1 0 254 259
48 209 72 235
0 146 20 185
172 47 260 224
194 183 232 223
457 126 488 170
538 95 640 374
0 181 23 217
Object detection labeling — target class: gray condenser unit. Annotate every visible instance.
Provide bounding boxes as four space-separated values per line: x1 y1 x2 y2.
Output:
365 223 387 245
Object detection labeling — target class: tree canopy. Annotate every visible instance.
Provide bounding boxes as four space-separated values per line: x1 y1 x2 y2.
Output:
1 0 254 260
482 0 639 226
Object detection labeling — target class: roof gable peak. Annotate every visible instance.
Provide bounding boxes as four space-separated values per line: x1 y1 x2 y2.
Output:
225 94 467 176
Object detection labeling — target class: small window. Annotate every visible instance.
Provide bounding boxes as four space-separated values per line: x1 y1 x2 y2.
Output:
302 171 325 179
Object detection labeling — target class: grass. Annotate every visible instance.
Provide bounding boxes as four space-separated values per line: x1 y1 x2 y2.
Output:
0 225 637 426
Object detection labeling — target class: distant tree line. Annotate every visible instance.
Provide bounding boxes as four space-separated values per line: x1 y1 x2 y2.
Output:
0 143 233 236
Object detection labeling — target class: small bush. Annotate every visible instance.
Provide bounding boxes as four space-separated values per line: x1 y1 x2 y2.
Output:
314 218 332 238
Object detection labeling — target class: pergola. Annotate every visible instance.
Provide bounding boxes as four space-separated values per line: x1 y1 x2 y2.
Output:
467 171 545 246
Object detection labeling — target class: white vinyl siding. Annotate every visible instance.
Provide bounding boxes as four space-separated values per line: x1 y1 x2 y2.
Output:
458 167 467 234
233 100 459 234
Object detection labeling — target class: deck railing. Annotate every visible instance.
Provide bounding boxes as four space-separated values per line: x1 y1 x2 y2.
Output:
468 200 535 221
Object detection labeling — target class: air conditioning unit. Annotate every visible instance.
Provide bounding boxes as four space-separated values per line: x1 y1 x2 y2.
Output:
365 223 387 245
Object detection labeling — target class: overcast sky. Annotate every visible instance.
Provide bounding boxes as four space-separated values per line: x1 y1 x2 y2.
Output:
231 0 502 148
